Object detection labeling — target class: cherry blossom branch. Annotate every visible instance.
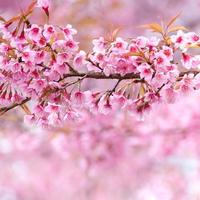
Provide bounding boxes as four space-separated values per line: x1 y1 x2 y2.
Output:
61 71 141 80
179 70 200 78
61 70 199 81
0 70 198 116
0 1 200 126
0 97 31 116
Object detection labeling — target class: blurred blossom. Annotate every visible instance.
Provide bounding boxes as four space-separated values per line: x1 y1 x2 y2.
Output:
0 92 200 198
1 0 200 49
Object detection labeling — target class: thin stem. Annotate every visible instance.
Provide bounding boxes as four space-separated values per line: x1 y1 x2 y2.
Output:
108 79 121 97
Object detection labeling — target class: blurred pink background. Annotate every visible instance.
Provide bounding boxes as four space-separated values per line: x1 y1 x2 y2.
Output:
1 0 200 48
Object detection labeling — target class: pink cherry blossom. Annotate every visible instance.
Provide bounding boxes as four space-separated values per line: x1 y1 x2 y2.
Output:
62 24 77 38
92 37 107 53
138 63 153 81
56 53 70 65
37 0 50 15
43 24 56 41
181 53 192 69
25 24 42 41
111 37 128 53
73 50 86 68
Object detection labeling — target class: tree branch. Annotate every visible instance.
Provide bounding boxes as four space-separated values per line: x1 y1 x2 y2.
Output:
0 70 199 116
61 71 141 81
0 97 31 116
60 70 200 81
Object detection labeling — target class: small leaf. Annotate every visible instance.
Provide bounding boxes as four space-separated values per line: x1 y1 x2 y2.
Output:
28 0 37 12
139 84 145 97
140 23 163 34
23 0 37 17
5 1 36 27
124 52 142 57
168 25 188 33
167 12 181 29
0 37 8 44
20 104 31 115
111 27 121 40
186 44 200 48
165 37 172 45
12 17 24 36
4 15 21 27
8 49 17 59
0 16 6 22
105 27 121 42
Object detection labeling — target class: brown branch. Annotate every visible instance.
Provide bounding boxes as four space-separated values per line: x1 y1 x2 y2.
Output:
65 62 79 74
87 58 103 71
0 97 31 116
61 71 141 81
61 74 88 89
60 69 200 82
0 70 199 116
179 70 200 77
108 79 121 97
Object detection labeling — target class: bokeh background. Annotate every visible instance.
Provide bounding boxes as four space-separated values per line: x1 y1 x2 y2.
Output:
1 0 200 199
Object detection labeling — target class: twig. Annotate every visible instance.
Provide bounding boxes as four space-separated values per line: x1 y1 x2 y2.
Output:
0 97 31 116
108 79 121 97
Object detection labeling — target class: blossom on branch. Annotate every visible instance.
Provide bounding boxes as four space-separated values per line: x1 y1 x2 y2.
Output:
0 3 200 126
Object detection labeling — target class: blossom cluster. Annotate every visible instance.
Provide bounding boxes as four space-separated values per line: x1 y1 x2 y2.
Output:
0 2 200 126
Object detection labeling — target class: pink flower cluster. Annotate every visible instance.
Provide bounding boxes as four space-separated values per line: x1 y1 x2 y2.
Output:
1 3 200 126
